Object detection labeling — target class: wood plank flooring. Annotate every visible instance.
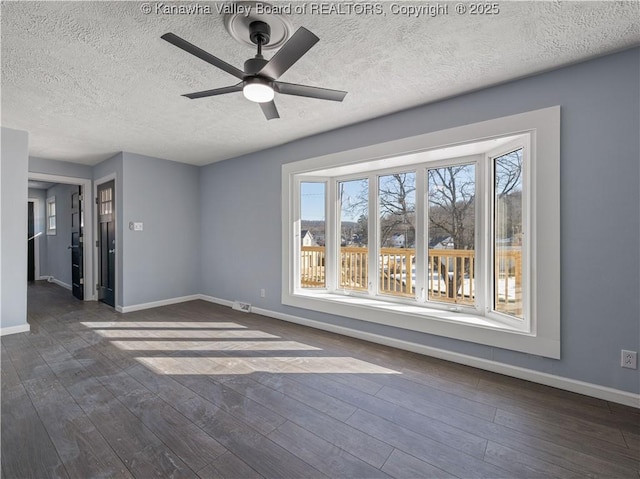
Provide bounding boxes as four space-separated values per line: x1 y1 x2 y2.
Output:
2 282 638 478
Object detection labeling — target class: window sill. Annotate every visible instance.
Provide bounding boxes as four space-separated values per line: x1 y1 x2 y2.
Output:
284 290 559 358
293 289 526 331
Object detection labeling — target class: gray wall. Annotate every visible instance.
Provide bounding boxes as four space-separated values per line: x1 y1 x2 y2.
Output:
121 152 200 306
1 127 29 331
199 48 640 394
91 152 201 308
44 183 76 287
30 156 92 179
27 188 47 277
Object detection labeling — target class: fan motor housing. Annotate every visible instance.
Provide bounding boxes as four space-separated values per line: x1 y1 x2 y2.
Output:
244 57 269 76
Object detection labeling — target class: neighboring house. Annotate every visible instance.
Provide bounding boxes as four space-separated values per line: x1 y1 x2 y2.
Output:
301 230 315 247
390 233 405 248
429 236 454 249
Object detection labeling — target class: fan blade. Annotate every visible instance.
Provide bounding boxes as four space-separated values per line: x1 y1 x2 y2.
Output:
161 33 245 80
183 83 243 99
258 27 319 80
259 101 280 120
274 81 347 102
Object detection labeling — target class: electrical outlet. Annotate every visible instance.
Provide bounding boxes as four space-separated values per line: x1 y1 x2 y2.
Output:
621 350 637 369
260 289 266 298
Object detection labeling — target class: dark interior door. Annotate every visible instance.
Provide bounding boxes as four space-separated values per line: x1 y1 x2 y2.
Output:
97 181 115 307
27 201 35 282
71 186 84 300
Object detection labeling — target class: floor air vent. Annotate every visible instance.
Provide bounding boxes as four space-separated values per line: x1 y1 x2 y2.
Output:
232 301 252 313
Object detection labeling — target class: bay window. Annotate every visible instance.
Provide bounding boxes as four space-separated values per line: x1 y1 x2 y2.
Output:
283 107 560 358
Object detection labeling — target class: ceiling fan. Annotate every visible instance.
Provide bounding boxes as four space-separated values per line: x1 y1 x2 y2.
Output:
161 21 347 120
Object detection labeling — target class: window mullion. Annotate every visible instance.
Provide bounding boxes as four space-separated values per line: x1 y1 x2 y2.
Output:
326 179 337 291
293 178 301 292
368 174 378 296
415 168 426 302
522 137 532 330
476 154 489 314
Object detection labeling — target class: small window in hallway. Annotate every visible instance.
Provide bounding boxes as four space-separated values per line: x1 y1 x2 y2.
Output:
46 196 56 235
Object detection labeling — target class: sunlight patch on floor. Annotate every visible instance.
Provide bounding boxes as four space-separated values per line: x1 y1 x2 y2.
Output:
111 340 321 351
92 329 280 339
82 318 400 376
135 356 401 375
80 321 247 329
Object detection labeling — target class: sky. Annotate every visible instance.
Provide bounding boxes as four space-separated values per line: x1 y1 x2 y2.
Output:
301 180 368 223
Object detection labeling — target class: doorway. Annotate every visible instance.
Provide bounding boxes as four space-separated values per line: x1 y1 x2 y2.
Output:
97 180 115 307
27 173 95 301
71 186 84 300
27 201 35 282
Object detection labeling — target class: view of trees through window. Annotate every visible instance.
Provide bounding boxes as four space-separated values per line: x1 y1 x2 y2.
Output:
300 182 326 288
378 173 416 296
339 179 368 291
493 148 524 318
428 164 476 303
297 147 524 320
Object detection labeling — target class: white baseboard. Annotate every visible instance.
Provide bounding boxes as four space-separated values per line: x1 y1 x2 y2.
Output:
45 277 72 290
115 293 230 313
117 294 202 313
1 323 31 336
245 303 639 409
198 294 234 308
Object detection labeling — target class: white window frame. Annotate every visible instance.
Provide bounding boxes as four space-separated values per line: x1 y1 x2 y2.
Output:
484 139 530 326
424 155 482 312
46 196 56 235
282 106 560 358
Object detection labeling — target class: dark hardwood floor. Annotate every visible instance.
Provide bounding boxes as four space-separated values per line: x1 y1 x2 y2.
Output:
2 282 639 478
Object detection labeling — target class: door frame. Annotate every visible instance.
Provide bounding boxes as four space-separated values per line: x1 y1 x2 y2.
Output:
70 185 84 300
94 173 117 308
28 173 95 301
27 197 41 280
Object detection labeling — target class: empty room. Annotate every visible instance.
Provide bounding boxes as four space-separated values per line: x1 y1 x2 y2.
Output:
1 1 639 478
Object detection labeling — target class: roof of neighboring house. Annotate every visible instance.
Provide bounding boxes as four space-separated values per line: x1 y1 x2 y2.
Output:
429 235 453 248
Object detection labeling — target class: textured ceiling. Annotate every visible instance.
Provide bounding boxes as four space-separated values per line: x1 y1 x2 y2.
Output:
2 1 639 166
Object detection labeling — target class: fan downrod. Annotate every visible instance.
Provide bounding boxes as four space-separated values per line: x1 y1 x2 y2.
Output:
245 21 271 74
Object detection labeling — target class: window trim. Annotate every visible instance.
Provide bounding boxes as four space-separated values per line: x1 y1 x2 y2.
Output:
282 106 560 358
46 196 56 235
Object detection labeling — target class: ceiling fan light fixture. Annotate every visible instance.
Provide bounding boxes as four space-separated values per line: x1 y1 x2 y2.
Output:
162 26 346 119
243 77 274 103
